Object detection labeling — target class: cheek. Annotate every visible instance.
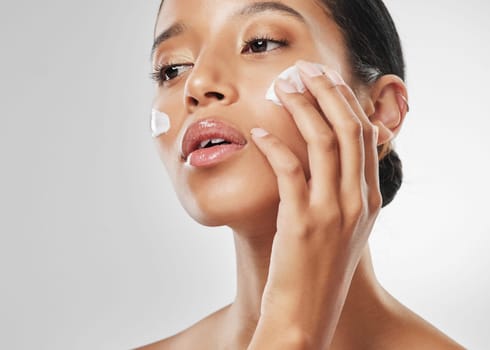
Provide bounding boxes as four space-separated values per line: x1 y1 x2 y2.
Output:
245 85 311 180
152 85 186 131
153 139 179 189
152 92 186 166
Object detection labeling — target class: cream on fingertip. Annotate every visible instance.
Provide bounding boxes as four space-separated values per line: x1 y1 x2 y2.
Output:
150 108 171 137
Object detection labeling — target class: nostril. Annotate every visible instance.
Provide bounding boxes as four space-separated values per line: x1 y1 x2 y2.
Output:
187 91 226 107
205 91 225 100
187 96 199 106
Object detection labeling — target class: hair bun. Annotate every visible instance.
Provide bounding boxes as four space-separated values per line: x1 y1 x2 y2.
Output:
379 149 403 207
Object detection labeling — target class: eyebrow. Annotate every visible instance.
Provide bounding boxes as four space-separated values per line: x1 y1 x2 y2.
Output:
150 1 306 60
235 1 305 22
150 22 186 61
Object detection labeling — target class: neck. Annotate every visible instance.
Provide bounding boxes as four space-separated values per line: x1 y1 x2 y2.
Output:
225 226 395 349
232 229 274 320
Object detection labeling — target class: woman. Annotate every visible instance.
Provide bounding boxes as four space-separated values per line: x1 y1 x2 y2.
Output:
139 0 465 348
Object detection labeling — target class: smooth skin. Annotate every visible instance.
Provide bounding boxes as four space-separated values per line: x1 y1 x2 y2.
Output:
140 0 465 349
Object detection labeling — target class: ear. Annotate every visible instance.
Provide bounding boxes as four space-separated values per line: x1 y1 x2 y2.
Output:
367 75 409 145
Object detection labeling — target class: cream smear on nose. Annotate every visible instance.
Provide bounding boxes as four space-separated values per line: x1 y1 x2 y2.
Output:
265 63 324 106
150 108 171 137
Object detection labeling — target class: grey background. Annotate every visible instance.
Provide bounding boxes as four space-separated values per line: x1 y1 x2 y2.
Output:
1 1 489 349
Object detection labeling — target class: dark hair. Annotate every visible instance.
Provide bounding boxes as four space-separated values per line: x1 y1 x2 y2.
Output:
155 0 404 207
318 0 405 207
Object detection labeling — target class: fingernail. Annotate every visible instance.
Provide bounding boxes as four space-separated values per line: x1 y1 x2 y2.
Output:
296 60 324 77
251 128 269 138
275 78 298 93
324 69 344 86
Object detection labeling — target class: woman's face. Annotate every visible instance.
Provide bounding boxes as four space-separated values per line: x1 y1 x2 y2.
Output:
152 0 355 229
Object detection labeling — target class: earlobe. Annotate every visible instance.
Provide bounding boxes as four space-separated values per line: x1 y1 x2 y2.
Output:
368 75 408 145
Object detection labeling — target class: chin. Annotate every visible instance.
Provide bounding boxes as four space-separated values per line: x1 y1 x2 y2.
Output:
174 153 280 229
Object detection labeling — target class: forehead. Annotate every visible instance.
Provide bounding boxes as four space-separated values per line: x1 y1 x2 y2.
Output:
155 0 331 37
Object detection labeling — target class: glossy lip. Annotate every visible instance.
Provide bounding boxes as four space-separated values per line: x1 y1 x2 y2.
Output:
181 118 248 163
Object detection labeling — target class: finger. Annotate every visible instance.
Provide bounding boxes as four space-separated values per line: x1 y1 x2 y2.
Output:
336 84 381 201
274 81 340 205
251 128 309 213
295 61 365 201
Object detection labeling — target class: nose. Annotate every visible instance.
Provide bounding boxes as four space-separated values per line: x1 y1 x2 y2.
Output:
184 53 238 111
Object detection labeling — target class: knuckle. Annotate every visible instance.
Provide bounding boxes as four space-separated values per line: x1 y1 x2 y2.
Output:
295 229 312 240
341 119 362 138
324 211 343 229
267 138 288 154
317 75 339 90
267 137 281 148
339 83 354 95
368 191 383 212
304 204 343 234
316 131 338 151
344 197 364 221
291 219 313 239
363 125 375 141
279 160 303 177
317 205 342 229
364 124 379 144
293 97 313 110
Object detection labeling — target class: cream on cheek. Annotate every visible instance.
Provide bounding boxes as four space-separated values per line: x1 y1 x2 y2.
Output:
150 108 171 137
265 63 324 105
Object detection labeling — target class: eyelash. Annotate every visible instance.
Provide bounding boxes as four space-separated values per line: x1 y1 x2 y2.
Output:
150 35 289 86
241 34 289 55
150 62 192 86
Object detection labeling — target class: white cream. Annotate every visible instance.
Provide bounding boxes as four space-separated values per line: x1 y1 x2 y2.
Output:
265 63 324 106
150 108 171 137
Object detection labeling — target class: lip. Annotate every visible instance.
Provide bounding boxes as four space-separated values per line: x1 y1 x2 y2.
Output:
181 118 248 167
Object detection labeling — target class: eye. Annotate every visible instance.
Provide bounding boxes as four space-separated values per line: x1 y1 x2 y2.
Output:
163 64 192 81
151 63 193 85
241 36 289 54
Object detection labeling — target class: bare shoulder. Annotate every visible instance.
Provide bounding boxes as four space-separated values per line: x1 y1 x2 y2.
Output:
394 324 466 350
133 304 231 350
379 302 466 350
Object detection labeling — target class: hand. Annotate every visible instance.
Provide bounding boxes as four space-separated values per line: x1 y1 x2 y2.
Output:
248 60 383 349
